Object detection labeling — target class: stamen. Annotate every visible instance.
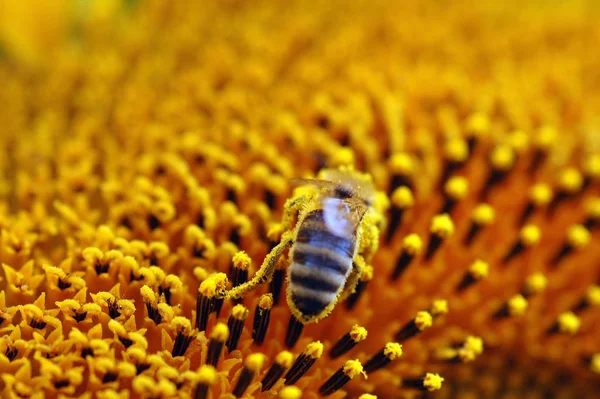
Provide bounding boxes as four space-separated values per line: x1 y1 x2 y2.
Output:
226 304 249 352
547 167 583 216
261 350 294 391
587 353 600 374
440 138 469 188
363 342 402 373
481 145 515 199
346 265 373 309
520 272 548 298
457 259 489 292
464 204 495 246
583 197 600 229
358 395 377 399
252 294 273 345
196 277 217 332
572 285 600 313
550 224 590 266
425 214 454 260
547 312 580 335
390 235 422 281
519 183 552 225
194 365 217 399
171 317 195 357
501 224 541 264
284 341 324 385
319 359 365 396
402 373 444 392
206 322 229 367
232 353 265 397
279 386 302 399
528 125 555 175
493 294 528 319
329 324 368 359
385 187 415 243
388 153 416 194
230 252 251 304
285 315 305 349
582 154 600 191
464 112 490 154
269 268 286 305
395 311 432 341
441 176 468 215
434 336 483 363
140 285 162 325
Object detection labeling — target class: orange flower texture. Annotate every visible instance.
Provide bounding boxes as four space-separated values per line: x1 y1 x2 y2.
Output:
1 0 600 398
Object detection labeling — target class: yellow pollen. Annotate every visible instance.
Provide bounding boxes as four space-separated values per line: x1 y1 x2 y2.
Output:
508 130 529 153
172 316 192 333
458 348 476 362
232 251 252 270
566 224 590 248
279 386 302 399
469 260 489 280
523 273 548 295
231 304 249 320
358 395 377 399
471 203 495 225
586 197 600 218
305 341 324 358
583 154 600 178
464 336 484 355
444 176 469 200
245 353 266 372
535 125 557 149
343 325 366 343
343 359 365 378
590 354 600 374
529 183 553 206
444 138 469 163
422 373 444 391
507 295 528 316
360 265 374 281
430 299 449 317
329 147 355 167
430 214 455 238
558 167 583 193
519 224 541 247
556 312 580 335
210 322 229 341
415 311 433 331
198 278 217 297
490 145 515 171
258 293 274 309
465 112 491 137
197 365 218 385
391 186 414 208
275 351 294 368
383 342 403 360
585 285 600 306
389 152 415 175
402 234 423 255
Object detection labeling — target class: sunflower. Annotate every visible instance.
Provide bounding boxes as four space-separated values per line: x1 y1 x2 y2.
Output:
0 0 599 398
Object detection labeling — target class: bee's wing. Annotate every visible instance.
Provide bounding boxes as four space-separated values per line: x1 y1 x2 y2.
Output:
322 197 367 237
290 178 337 191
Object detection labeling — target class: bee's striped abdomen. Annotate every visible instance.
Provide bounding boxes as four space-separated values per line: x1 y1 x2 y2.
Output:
289 210 356 317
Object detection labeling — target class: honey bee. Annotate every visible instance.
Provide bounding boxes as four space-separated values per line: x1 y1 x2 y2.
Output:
217 166 386 324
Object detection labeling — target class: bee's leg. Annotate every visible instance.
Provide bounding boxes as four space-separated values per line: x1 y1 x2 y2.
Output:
281 195 309 232
218 232 294 300
337 255 365 303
